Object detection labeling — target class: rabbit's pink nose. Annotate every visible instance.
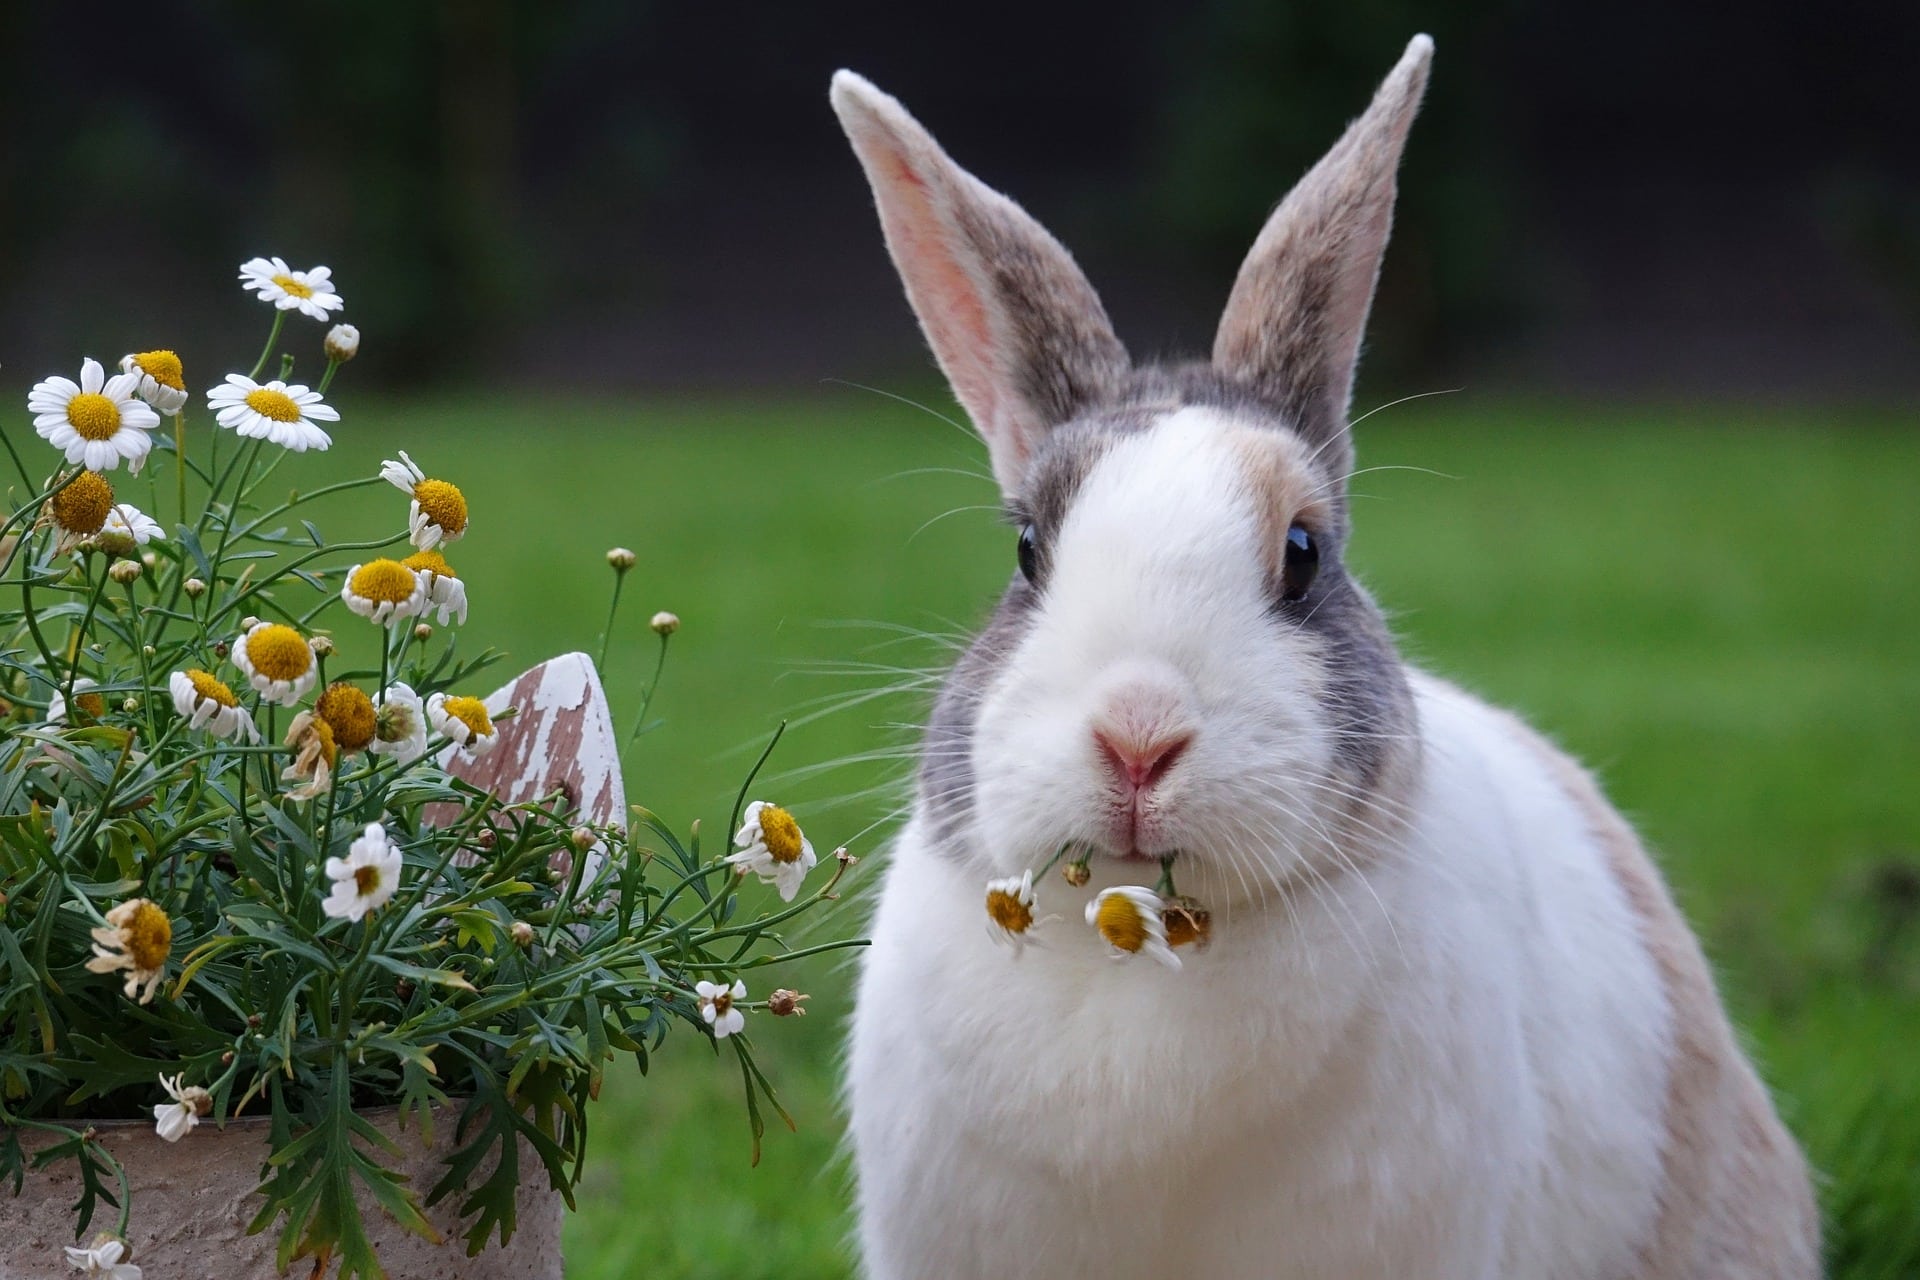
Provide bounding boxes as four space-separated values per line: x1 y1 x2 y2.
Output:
1094 728 1193 796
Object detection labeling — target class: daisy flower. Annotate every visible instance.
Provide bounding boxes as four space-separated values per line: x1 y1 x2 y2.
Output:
119 350 189 416
695 979 748 1039
280 710 337 801
726 800 817 902
86 898 174 1003
205 375 337 452
63 1239 141 1279
340 557 428 624
29 358 160 474
984 870 1041 953
1086 886 1182 971
322 823 403 922
427 692 498 759
380 451 469 550
403 548 467 624
314 682 377 752
168 669 259 742
152 1072 211 1143
92 504 165 557
238 256 343 321
47 677 105 725
45 470 117 554
370 682 428 765
231 621 318 705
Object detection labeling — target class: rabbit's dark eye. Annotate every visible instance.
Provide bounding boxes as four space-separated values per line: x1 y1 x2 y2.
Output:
1281 523 1318 601
1016 524 1039 582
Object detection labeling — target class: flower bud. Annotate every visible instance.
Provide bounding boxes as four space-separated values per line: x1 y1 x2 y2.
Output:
606 547 637 572
241 615 259 630
768 988 810 1017
413 623 433 641
570 825 597 853
108 559 142 584
510 921 536 949
650 610 680 636
121 697 140 714
475 828 497 851
1062 859 1092 887
213 640 229 659
309 635 336 658
142 645 155 657
183 577 207 598
140 550 158 570
324 323 360 362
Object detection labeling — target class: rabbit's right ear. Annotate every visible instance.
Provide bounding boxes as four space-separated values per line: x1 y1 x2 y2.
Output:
831 71 1130 496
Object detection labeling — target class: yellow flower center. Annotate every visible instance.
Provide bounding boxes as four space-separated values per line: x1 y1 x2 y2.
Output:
442 695 493 739
270 273 314 300
186 669 238 708
348 559 419 605
985 887 1034 934
411 479 469 535
73 692 108 720
133 350 185 391
244 388 303 423
308 715 338 768
353 864 382 896
50 471 115 534
315 683 377 751
243 624 313 682
124 900 173 972
402 549 457 579
1093 894 1150 953
66 393 123 441
757 806 804 864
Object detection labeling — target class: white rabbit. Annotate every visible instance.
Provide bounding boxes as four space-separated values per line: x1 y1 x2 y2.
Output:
831 35 1818 1280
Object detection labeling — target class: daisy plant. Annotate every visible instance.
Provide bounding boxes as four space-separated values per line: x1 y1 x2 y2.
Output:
0 259 858 1278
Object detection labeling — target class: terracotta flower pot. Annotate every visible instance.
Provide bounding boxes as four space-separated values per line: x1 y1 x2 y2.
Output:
8 1107 561 1279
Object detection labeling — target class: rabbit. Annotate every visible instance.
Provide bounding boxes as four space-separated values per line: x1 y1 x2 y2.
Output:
829 34 1819 1280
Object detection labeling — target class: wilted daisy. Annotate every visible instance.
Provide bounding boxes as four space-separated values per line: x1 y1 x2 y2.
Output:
46 469 117 554
92 504 165 557
238 256 343 321
695 979 748 1039
119 350 190 416
314 682 377 752
47 677 106 725
322 823 403 922
1163 897 1213 951
63 1238 141 1279
231 621 318 705
726 800 817 902
152 1072 211 1143
29 358 160 474
427 692 498 759
205 375 337 452
984 870 1040 952
86 898 174 1003
369 682 428 764
403 549 467 625
340 557 428 624
1086 886 1182 971
380 451 469 550
168 669 259 742
280 710 337 801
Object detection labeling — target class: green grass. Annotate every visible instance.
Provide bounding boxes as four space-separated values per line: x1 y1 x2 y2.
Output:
273 391 1918 1277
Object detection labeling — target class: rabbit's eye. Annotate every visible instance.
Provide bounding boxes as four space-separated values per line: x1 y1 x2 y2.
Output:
1281 523 1318 600
1016 524 1039 582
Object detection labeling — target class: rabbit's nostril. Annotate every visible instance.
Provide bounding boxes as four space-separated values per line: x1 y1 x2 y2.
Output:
1095 729 1193 796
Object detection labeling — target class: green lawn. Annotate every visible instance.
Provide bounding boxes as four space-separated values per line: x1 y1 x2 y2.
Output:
289 391 1918 1278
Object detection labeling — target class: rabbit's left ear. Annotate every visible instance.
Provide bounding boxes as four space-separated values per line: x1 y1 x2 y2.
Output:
1213 35 1433 479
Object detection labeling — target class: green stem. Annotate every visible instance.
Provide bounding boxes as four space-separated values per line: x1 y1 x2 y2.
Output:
122 579 161 742
59 566 111 712
1155 856 1179 898
175 406 189 529
596 572 626 672
625 631 672 744
247 311 286 382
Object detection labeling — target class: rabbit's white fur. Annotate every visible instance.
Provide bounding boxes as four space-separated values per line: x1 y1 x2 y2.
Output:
833 35 1818 1280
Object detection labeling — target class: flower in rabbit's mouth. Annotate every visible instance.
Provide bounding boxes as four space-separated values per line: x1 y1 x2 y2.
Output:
322 823 403 922
984 870 1041 952
696 979 748 1039
370 682 428 764
403 548 468 625
30 358 160 474
87 898 174 1003
169 669 259 742
727 801 817 902
231 621 317 705
238 256 343 321
152 1072 211 1143
428 692 498 759
341 557 429 625
120 350 189 416
380 450 469 550
63 1236 142 1278
1086 886 1182 970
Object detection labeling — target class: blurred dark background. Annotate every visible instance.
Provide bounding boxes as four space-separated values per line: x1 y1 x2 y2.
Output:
1 0 1915 401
